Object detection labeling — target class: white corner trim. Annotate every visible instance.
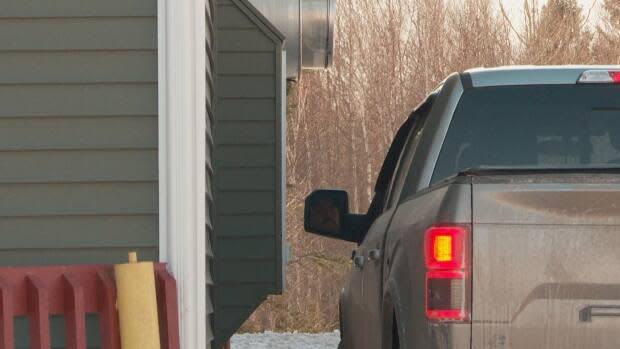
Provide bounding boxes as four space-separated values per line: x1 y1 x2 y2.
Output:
158 0 207 348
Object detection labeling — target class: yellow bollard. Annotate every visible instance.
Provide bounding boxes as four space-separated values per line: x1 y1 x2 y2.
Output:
114 252 161 349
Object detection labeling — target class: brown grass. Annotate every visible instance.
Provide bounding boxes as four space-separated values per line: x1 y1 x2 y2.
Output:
239 0 620 333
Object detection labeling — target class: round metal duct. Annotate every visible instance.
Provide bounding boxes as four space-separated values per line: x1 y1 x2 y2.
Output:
301 0 336 71
247 0 336 80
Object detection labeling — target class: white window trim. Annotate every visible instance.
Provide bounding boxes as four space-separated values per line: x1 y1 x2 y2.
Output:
158 0 207 348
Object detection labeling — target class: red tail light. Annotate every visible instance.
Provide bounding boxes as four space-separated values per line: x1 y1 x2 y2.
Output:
612 71 620 84
425 226 466 270
424 225 470 322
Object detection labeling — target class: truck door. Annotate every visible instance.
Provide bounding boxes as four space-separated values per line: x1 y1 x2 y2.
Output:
343 244 366 349
359 212 394 349
361 98 434 348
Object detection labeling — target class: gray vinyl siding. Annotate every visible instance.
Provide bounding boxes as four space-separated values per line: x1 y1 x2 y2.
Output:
213 0 285 347
0 1 158 266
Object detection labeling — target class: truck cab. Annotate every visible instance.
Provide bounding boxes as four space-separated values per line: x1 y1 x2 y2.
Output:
305 66 620 349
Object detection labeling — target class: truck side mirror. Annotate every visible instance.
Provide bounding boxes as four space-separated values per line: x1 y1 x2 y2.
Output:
304 189 350 240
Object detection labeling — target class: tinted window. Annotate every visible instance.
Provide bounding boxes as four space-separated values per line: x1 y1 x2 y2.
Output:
360 111 418 236
432 85 620 183
385 96 434 208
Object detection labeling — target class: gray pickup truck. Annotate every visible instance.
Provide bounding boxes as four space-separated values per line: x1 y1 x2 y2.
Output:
304 66 620 349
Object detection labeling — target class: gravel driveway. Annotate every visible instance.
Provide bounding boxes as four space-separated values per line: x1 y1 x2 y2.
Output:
230 331 340 349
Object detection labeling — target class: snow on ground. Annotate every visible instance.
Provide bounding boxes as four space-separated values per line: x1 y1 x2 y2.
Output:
231 331 340 349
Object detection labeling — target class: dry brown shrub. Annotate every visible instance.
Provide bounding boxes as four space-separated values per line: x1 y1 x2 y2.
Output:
593 0 620 64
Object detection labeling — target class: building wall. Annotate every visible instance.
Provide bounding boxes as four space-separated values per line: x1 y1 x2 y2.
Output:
0 1 285 346
0 0 158 264
213 0 286 347
0 1 158 347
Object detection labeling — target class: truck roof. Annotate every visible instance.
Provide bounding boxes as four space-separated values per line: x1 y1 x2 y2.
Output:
464 65 620 87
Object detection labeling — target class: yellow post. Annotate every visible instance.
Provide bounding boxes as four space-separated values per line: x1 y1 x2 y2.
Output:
114 252 161 349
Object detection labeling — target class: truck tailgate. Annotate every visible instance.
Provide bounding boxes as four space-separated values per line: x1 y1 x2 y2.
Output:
471 174 620 349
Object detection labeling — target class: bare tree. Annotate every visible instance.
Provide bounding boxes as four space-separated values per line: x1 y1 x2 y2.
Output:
593 0 620 64
520 0 594 64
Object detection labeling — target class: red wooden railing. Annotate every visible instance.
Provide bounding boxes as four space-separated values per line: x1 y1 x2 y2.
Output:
0 263 179 349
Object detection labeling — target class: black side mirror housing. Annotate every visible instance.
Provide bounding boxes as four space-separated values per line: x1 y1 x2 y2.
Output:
304 189 366 243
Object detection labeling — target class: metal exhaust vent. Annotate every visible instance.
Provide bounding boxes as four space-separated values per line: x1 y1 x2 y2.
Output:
248 0 336 80
301 0 335 71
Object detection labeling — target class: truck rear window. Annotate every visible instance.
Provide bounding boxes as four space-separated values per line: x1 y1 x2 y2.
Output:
432 84 620 183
